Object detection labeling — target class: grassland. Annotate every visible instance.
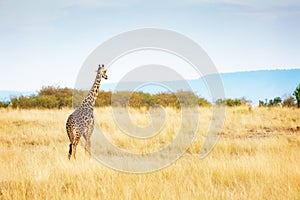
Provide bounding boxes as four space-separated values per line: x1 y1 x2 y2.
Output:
0 107 299 199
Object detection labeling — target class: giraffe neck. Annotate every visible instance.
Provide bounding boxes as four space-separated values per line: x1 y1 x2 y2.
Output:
82 73 102 108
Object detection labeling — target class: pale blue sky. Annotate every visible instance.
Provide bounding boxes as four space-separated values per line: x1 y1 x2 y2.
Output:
0 0 300 91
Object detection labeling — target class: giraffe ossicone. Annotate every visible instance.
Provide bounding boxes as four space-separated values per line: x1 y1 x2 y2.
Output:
66 64 108 159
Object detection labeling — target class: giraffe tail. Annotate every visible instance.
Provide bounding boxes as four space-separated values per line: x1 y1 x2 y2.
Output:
68 143 72 159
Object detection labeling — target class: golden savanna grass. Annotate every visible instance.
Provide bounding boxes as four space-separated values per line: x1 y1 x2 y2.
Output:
0 107 300 199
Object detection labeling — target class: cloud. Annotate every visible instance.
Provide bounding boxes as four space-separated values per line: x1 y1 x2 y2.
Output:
178 0 300 20
233 9 300 21
180 0 300 7
68 0 138 9
0 0 137 32
0 0 70 31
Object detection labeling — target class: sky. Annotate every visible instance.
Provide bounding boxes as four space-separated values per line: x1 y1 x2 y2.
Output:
0 0 300 92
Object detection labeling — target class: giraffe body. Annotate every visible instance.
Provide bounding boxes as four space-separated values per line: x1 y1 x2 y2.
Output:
66 64 107 159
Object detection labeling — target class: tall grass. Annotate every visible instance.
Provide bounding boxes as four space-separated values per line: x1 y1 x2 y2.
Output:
0 107 299 199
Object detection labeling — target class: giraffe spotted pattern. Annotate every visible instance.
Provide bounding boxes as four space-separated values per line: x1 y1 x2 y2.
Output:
66 64 107 159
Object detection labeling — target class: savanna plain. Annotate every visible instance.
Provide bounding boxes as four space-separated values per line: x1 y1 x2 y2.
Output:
0 106 299 199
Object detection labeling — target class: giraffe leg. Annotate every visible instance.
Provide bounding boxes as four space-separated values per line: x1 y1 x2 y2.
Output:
66 115 75 160
83 132 91 157
82 133 90 156
72 132 81 160
68 143 72 160
85 122 94 157
85 137 91 157
72 143 77 160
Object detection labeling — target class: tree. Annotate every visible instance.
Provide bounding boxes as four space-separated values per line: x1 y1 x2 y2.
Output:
261 97 282 107
282 96 295 107
273 97 282 106
0 101 9 108
259 100 266 107
293 84 300 108
198 97 211 106
268 99 274 107
175 91 198 107
39 86 73 108
215 99 225 106
95 91 112 107
6 85 213 109
215 98 250 107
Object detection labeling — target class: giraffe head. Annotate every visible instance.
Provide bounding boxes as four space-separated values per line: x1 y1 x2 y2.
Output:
97 64 108 80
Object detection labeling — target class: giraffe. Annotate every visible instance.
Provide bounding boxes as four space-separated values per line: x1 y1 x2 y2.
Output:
66 64 108 159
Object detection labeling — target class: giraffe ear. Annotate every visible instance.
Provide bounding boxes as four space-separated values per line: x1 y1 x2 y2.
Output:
96 65 101 72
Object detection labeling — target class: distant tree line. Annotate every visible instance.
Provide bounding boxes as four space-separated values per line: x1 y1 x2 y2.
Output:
1 83 299 109
0 86 211 109
215 97 251 107
259 96 297 108
259 83 300 108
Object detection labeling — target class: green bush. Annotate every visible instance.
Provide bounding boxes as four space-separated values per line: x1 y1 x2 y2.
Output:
293 84 300 108
216 98 251 107
0 101 9 108
5 86 213 109
282 96 295 107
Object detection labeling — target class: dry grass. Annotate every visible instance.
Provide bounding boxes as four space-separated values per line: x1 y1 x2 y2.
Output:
0 107 300 199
